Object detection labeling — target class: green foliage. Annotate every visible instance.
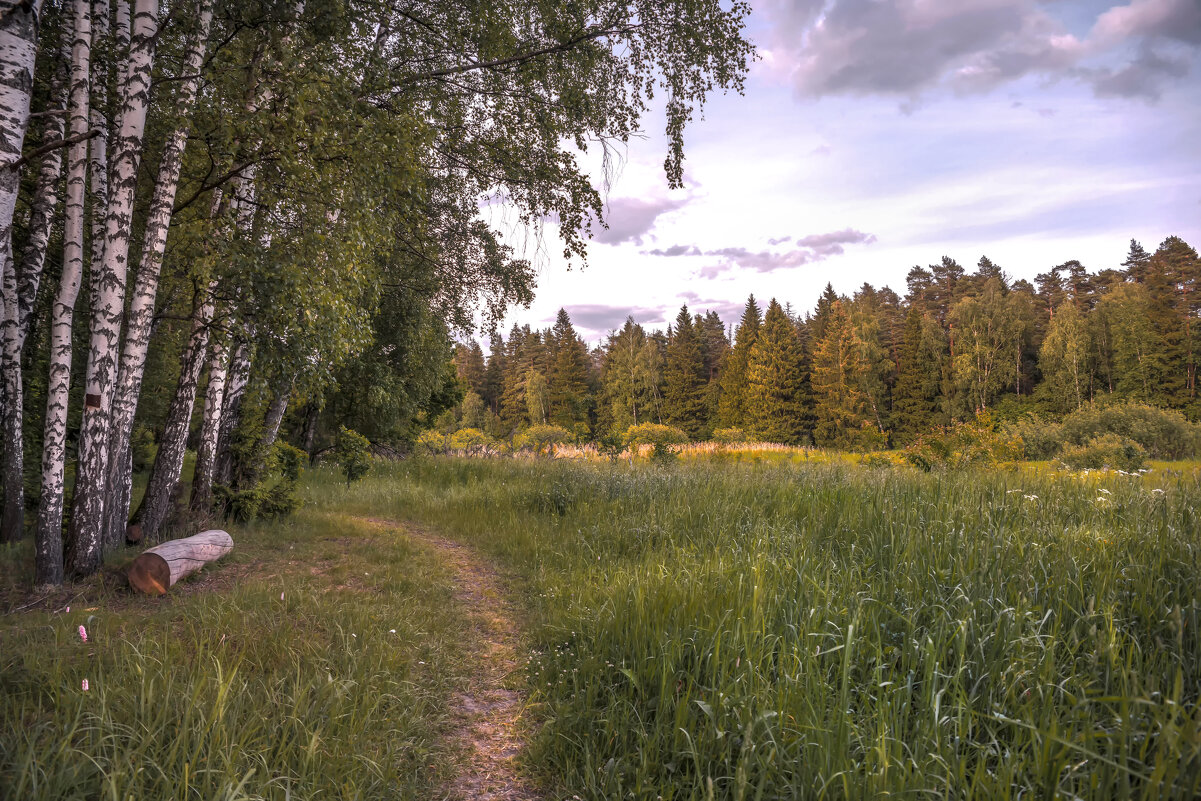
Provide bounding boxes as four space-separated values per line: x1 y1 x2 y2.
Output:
130 426 157 474
621 422 688 449
745 299 809 444
711 427 747 444
335 427 373 488
1059 434 1148 471
213 440 307 522
662 306 709 439
904 413 1023 471
513 424 572 455
448 427 492 453
415 430 447 455
1011 402 1201 461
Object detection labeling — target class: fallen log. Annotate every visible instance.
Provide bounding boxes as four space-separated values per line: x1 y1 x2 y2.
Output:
127 530 234 595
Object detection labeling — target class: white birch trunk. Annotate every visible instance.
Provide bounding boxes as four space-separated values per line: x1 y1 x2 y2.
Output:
102 0 212 550
66 0 157 577
0 0 45 543
86 0 108 275
34 0 90 587
17 50 68 344
261 381 292 452
129 290 213 543
213 335 250 486
190 328 228 511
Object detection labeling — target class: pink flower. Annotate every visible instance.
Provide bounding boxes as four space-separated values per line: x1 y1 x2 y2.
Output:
280 592 285 601
81 679 89 691
78 625 87 643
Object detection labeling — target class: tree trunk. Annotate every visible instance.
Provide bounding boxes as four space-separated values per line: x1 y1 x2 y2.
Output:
102 0 212 550
87 0 109 274
34 0 91 587
127 529 232 595
66 0 157 577
0 0 45 543
17 50 68 345
190 327 227 511
128 290 212 543
261 379 292 452
213 335 250 486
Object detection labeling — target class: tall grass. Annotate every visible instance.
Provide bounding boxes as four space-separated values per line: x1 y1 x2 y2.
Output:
0 513 469 800
314 457 1201 799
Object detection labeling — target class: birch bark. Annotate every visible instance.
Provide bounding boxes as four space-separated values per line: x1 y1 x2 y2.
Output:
190 329 227 511
17 51 67 343
0 0 45 543
102 0 212 550
87 0 108 273
66 0 156 576
34 0 90 586
129 290 212 542
213 336 250 486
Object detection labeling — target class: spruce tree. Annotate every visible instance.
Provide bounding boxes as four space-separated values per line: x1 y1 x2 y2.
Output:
483 334 506 414
812 300 872 448
662 305 708 439
716 295 760 429
891 307 941 444
548 308 591 431
745 299 807 444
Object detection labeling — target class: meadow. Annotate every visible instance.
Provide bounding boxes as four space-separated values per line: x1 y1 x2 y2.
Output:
3 455 1200 799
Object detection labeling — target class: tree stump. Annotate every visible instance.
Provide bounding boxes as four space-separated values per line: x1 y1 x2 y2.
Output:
127 529 233 595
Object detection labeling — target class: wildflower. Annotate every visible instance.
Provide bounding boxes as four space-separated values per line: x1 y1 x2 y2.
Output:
65 606 70 613
1099 488 1111 495
81 679 89 691
389 629 397 634
1023 494 1038 501
280 592 285 601
78 625 87 643
1152 488 1165 494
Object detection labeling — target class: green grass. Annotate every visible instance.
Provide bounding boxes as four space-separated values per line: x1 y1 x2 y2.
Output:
312 456 1201 800
0 511 470 800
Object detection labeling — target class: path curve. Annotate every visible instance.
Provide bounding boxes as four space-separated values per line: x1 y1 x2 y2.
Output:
361 518 540 801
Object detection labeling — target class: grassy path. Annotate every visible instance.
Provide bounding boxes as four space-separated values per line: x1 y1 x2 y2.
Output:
363 518 540 801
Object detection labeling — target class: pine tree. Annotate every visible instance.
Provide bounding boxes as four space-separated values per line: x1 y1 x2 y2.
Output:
716 296 761 429
810 284 839 341
662 305 708 439
744 299 807 444
454 340 487 396
483 334 506 414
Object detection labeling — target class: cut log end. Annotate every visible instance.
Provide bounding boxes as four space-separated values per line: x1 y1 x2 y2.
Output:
127 552 170 595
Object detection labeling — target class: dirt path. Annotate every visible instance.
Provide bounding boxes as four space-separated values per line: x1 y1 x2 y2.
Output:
361 518 540 801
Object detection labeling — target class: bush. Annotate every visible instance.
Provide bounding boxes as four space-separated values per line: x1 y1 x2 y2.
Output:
1059 433 1147 472
415 429 446 454
513 424 572 455
904 414 1023 472
336 426 373 487
449 427 492 453
1009 402 1201 461
1060 402 1199 460
711 427 747 444
622 423 689 449
213 441 306 522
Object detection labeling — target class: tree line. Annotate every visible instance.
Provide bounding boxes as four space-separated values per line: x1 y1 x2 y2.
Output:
449 236 1201 447
0 0 754 584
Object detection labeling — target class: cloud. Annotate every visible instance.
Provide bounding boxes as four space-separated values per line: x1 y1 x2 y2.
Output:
591 196 689 245
687 228 878 278
559 303 667 334
759 0 1200 101
647 244 702 256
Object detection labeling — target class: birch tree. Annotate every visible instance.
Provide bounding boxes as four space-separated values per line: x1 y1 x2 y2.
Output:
102 0 213 549
66 0 156 575
34 0 90 586
0 0 45 543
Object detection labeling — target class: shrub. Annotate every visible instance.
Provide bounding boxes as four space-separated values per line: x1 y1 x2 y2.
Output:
1060 402 1199 460
711 427 747 444
449 427 492 453
415 429 447 454
622 423 689 449
213 441 306 522
1059 433 1147 472
514 424 572 455
903 413 1023 472
1007 415 1065 460
336 426 373 487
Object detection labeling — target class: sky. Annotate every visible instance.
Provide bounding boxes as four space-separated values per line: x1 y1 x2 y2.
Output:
490 0 1201 347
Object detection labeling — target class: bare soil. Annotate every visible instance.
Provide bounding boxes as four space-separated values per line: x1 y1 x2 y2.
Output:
360 518 540 801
